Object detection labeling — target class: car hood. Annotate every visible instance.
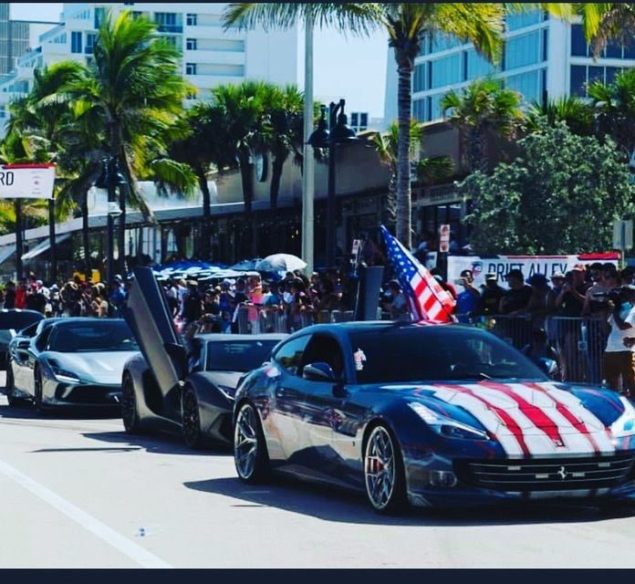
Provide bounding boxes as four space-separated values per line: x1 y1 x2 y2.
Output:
201 370 243 389
42 351 139 384
381 380 632 456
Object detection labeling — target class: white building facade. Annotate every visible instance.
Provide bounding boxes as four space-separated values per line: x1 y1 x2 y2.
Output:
0 2 300 124
384 10 635 125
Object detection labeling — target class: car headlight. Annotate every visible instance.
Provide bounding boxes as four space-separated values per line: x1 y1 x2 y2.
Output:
610 397 635 438
408 402 489 441
46 360 81 384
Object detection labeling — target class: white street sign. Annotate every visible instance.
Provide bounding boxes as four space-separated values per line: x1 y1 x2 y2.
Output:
0 164 55 199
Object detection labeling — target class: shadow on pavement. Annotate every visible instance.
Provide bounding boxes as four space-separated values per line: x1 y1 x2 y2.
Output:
184 474 635 526
0 402 120 420
83 429 232 458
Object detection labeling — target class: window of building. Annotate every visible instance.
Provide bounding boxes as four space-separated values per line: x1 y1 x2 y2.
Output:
351 112 358 127
430 53 462 89
85 32 96 54
429 93 444 121
413 98 426 122
94 6 105 29
360 113 368 127
569 65 587 96
504 31 540 70
186 13 197 26
185 62 197 75
542 28 548 61
155 12 182 33
418 34 431 56
588 65 604 86
605 40 623 59
466 48 494 78
571 24 588 57
431 32 461 53
186 38 197 51
506 9 542 31
624 43 635 59
71 31 82 54
413 62 426 92
505 69 542 104
605 66 622 85
163 36 179 48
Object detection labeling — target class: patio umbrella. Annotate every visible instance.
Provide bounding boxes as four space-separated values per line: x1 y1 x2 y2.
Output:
255 253 307 273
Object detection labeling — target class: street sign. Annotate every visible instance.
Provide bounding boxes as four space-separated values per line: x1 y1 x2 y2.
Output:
613 219 634 250
439 224 450 253
0 163 55 199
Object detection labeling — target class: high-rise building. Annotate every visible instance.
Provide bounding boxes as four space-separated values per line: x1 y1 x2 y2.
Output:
0 3 300 126
384 10 635 125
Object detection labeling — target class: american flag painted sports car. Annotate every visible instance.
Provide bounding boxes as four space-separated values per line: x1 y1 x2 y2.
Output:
232 322 635 513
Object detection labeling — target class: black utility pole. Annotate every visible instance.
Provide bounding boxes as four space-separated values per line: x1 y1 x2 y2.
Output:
15 198 22 280
48 198 56 283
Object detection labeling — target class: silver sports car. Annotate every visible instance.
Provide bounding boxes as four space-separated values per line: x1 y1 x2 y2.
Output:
6 317 139 412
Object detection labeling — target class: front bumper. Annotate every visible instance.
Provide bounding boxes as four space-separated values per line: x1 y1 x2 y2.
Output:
43 378 122 408
404 453 635 508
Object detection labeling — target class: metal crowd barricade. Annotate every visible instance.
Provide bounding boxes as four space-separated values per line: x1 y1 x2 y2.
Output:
233 304 355 334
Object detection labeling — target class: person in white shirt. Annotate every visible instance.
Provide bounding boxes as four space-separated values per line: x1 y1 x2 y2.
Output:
603 286 635 395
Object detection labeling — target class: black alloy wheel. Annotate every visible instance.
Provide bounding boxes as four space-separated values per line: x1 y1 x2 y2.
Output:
182 386 204 449
364 423 407 514
234 402 270 483
121 376 142 434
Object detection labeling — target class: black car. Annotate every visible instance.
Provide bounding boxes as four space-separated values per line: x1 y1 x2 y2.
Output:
122 266 286 447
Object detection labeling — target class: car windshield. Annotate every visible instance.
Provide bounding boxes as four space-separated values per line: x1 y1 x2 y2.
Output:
348 326 548 385
48 321 139 353
0 311 43 331
206 340 278 372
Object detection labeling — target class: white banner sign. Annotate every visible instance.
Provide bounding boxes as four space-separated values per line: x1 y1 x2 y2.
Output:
448 253 620 289
0 164 55 199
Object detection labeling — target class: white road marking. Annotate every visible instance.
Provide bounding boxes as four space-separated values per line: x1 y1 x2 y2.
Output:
0 457 171 568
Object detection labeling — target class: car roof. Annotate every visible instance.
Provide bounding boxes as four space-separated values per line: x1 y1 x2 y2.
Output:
196 333 288 342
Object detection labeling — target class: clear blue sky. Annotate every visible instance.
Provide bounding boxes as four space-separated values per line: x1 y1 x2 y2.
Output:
11 3 388 119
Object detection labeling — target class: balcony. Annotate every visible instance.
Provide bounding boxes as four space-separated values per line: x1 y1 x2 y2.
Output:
156 24 183 34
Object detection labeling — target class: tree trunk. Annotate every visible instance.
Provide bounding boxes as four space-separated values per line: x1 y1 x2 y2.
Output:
238 148 254 258
49 198 56 284
196 165 211 260
269 154 286 210
118 188 126 278
81 190 90 281
395 55 414 250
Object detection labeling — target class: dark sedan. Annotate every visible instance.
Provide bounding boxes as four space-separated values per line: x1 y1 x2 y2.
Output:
233 322 635 513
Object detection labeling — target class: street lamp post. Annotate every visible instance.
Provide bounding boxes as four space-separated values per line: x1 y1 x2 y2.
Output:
309 98 358 268
95 157 125 285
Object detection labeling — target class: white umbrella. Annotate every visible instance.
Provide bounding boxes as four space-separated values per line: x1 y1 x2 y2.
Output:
256 253 307 273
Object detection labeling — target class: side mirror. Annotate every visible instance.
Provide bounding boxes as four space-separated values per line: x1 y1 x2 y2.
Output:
303 362 337 382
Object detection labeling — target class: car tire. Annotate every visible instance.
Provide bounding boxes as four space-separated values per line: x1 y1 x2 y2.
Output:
182 385 204 449
5 362 20 407
364 423 407 514
121 375 142 434
33 368 47 415
234 402 270 483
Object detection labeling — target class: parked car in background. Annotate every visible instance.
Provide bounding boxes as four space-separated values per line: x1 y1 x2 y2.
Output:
123 266 286 448
233 322 635 514
6 317 139 412
0 309 44 371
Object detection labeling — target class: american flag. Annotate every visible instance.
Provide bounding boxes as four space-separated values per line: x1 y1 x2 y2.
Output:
380 225 456 323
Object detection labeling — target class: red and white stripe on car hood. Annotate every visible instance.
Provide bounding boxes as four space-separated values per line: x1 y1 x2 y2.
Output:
429 381 616 456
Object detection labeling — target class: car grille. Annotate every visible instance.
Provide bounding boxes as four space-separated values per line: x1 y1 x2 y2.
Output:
455 455 635 492
60 385 120 405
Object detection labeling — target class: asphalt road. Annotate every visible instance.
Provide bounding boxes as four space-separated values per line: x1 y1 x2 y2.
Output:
2 377 635 568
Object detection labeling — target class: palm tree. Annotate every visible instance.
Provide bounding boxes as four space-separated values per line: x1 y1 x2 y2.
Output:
262 84 305 210
223 3 504 251
56 9 196 277
7 62 87 281
373 119 452 232
575 3 635 57
441 77 525 173
526 96 595 137
169 103 238 260
588 69 635 158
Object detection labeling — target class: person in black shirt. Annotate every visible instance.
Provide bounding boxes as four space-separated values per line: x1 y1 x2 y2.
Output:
499 269 532 315
3 281 15 309
478 273 504 316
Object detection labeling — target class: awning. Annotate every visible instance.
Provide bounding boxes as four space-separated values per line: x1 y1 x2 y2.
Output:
0 244 15 265
22 233 71 261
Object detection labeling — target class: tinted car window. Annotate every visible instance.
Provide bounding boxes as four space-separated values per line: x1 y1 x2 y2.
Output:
272 335 311 376
48 321 139 353
17 322 39 338
206 340 279 372
348 327 547 384
301 334 345 378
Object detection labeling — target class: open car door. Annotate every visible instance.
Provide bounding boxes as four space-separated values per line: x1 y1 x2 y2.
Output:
124 267 187 419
